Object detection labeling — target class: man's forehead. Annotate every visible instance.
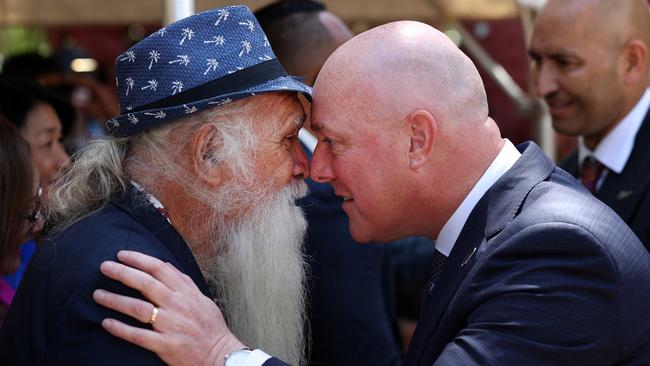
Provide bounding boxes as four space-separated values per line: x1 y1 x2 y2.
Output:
259 92 304 113
310 97 352 136
273 94 306 126
530 26 603 59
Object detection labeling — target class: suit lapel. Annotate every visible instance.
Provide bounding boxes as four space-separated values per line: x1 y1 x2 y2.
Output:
405 195 489 366
596 111 650 222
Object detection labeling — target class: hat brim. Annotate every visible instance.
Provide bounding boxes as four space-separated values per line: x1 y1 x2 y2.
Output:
107 75 311 137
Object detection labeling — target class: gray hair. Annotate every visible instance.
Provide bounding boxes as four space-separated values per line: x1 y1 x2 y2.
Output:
47 100 259 234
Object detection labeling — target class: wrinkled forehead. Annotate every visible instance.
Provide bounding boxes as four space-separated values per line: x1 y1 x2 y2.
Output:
252 92 306 130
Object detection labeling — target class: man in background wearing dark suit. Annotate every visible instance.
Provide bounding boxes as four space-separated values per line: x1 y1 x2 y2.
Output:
254 2 402 365
529 0 650 249
92 19 650 366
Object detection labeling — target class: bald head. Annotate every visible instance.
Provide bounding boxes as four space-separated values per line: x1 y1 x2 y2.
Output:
538 0 650 48
316 21 489 134
310 21 503 240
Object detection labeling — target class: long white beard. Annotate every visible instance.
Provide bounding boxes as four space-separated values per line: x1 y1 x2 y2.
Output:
204 182 309 365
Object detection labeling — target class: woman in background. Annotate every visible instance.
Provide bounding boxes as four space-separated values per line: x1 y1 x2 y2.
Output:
0 77 71 202
0 117 43 323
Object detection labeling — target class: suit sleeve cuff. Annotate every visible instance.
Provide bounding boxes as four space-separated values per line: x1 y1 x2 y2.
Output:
242 349 272 366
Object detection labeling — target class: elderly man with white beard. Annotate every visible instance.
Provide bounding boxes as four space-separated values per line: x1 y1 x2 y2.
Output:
0 6 313 366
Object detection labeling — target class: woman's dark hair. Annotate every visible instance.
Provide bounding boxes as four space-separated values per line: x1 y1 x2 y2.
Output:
0 116 34 261
0 76 74 136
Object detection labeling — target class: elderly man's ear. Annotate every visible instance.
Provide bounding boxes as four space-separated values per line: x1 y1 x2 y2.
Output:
190 124 225 187
407 110 437 170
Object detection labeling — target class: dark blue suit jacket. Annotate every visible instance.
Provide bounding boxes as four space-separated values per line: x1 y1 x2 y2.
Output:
266 142 650 366
297 143 401 366
560 107 650 250
0 188 210 365
405 142 650 365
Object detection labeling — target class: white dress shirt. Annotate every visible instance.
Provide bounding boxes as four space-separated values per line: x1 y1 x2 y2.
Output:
232 349 272 366
435 139 521 256
298 128 318 153
577 88 650 190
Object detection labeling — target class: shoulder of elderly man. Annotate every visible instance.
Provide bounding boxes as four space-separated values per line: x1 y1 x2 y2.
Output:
0 200 192 364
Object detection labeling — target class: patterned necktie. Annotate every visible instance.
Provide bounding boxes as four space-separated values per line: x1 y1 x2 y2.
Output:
428 249 448 293
580 156 605 193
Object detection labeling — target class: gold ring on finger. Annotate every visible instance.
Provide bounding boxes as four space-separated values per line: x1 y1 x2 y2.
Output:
148 306 159 325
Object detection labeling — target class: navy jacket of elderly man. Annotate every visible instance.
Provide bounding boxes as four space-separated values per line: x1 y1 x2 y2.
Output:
0 6 315 364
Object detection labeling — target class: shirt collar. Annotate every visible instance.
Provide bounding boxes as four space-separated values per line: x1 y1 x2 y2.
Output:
435 139 521 257
130 180 172 225
578 88 650 174
298 128 317 153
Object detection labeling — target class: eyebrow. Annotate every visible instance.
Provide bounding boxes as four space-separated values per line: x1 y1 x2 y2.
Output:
36 127 57 138
528 47 576 59
311 122 324 132
281 113 304 135
527 49 539 59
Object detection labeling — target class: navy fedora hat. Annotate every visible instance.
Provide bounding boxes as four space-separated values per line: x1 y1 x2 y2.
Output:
106 5 312 137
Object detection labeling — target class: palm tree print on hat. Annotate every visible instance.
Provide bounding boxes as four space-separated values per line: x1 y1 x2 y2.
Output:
180 28 195 45
215 9 230 25
141 79 158 91
239 20 255 32
144 111 167 119
148 50 160 69
168 55 190 66
204 59 219 75
204 35 226 46
171 81 183 95
120 51 136 62
239 40 252 57
184 105 198 114
125 77 135 96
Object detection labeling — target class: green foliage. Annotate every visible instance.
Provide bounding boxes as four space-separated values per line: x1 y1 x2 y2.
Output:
0 27 49 69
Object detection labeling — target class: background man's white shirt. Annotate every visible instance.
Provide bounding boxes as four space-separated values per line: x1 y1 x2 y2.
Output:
578 88 650 190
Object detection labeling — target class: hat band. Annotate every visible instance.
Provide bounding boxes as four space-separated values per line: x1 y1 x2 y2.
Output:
130 58 288 113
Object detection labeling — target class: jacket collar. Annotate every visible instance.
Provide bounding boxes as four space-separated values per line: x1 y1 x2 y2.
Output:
113 185 211 297
484 142 556 239
597 110 650 221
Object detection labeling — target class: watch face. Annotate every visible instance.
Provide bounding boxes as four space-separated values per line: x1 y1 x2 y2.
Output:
225 349 252 366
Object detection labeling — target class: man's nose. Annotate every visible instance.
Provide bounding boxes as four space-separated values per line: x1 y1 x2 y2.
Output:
53 141 70 170
310 142 335 183
291 139 310 180
535 62 559 98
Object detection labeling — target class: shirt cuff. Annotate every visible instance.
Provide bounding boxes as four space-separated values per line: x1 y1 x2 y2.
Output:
242 349 272 366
